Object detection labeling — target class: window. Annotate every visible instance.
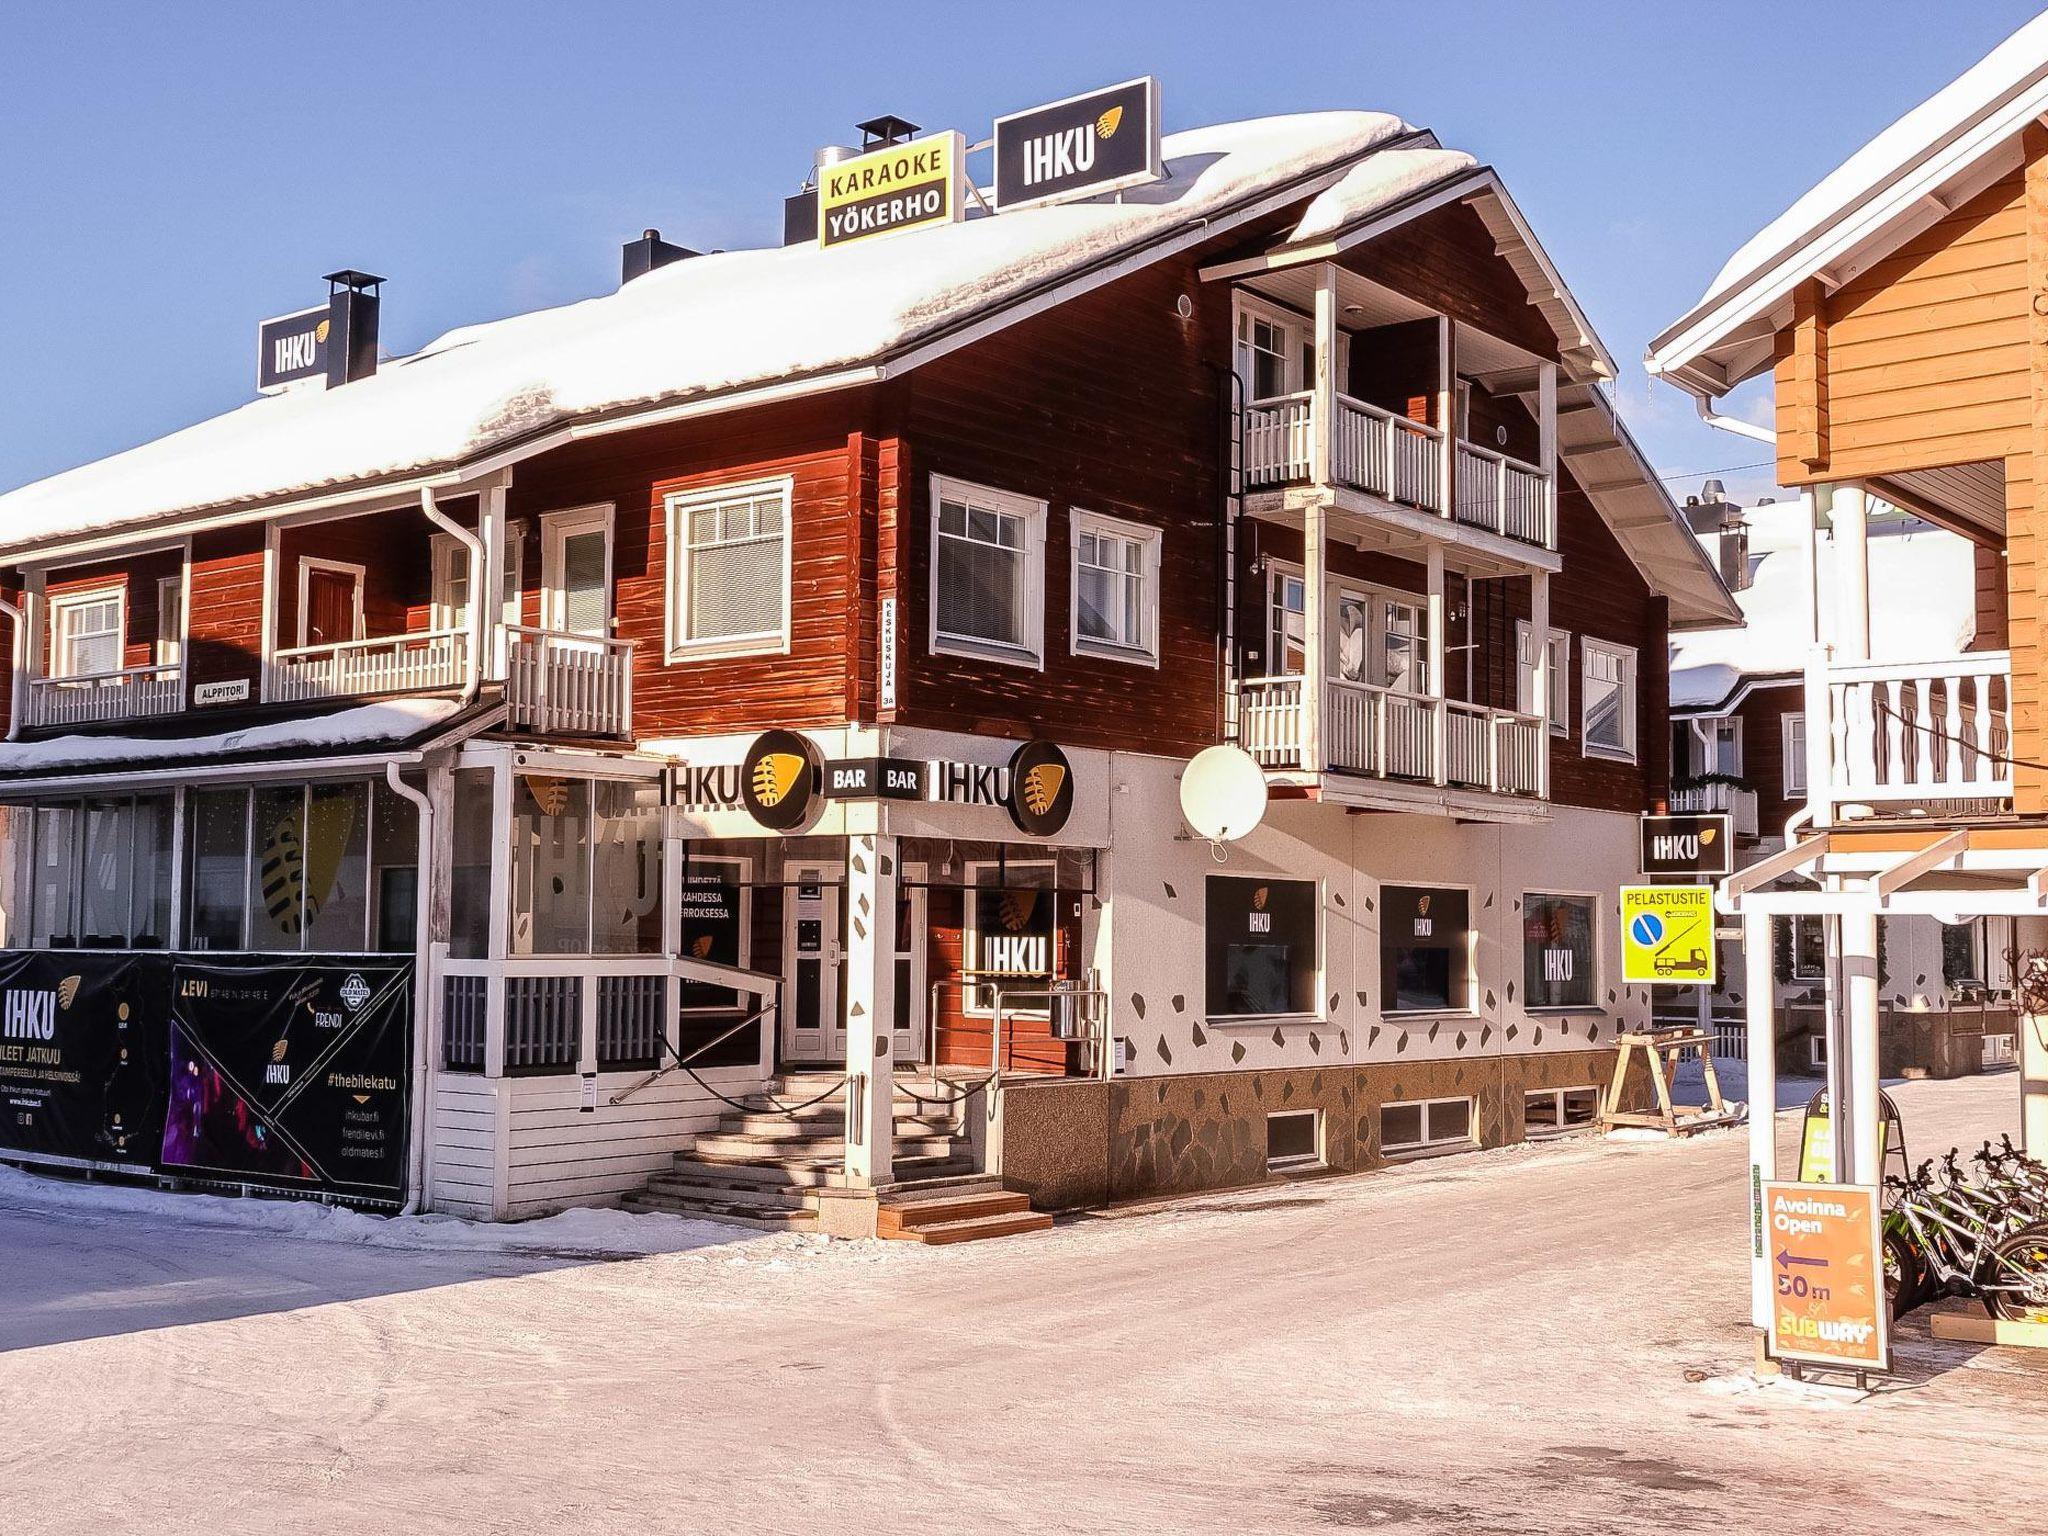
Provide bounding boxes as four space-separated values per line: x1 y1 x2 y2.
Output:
1809 1033 1828 1070
24 794 173 949
1525 1086 1600 1136
591 779 663 955
1942 919 1986 987
930 476 1046 666
1268 570 1306 675
50 588 124 679
1517 622 1570 734
1205 876 1319 1018
1581 638 1638 761
1380 1096 1474 1155
1789 914 1826 982
1266 1109 1323 1171
512 774 593 955
1265 563 1427 689
186 788 250 950
665 478 791 658
1381 885 1471 1013
1783 712 1807 796
448 768 495 960
1380 597 1427 693
155 575 183 667
1684 717 1741 778
541 504 614 639
297 558 364 648
1232 294 1317 402
677 855 752 1010
1070 510 1159 664
963 860 1057 1015
1523 893 1597 1009
430 525 525 634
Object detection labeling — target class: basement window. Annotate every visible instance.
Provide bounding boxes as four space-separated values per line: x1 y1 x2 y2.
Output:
1266 1109 1323 1172
1524 1086 1600 1137
1380 1096 1475 1157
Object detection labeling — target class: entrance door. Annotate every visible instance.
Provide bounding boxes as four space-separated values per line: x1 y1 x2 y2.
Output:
541 506 613 640
300 561 363 648
780 863 927 1065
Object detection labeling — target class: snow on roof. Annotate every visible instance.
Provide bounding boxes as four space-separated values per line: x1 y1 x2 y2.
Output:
1651 11 2048 386
0 696 465 779
1286 146 1477 244
0 112 1415 556
1669 527 1977 710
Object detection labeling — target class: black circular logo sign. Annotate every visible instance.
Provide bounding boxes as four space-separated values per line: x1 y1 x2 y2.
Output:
740 730 823 832
1006 739 1074 837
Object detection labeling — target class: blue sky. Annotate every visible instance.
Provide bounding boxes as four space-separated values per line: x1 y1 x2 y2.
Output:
2 1 2041 506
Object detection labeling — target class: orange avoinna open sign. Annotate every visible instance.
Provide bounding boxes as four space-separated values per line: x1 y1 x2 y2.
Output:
1763 1179 1889 1373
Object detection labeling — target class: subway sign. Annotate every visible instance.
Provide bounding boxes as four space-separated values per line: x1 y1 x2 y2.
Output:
994 77 1162 212
817 131 966 249
256 304 329 393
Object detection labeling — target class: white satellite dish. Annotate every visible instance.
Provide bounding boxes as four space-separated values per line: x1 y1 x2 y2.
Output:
1180 744 1269 843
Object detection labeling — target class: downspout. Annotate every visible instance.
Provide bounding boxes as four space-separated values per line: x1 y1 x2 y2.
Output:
0 595 23 741
1692 390 1775 447
420 487 483 706
385 758 437 1216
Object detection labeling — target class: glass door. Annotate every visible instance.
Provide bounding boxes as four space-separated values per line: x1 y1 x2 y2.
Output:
781 865 845 1064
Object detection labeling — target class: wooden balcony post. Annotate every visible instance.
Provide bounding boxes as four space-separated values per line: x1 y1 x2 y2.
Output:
1841 908 1882 1187
1537 361 1558 547
1831 483 1871 662
1312 264 1336 487
1302 495 1328 773
1804 645 1834 828
1530 569 1551 799
841 832 898 1188
480 483 508 682
1742 908 1777 1329
1427 543 1447 784
1437 314 1456 519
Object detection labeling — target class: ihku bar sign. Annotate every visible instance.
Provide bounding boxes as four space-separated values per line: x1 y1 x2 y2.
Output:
817 132 965 249
1639 812 1732 877
257 304 329 393
994 77 1163 212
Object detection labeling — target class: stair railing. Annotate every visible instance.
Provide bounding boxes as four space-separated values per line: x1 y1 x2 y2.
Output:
608 1002 782 1106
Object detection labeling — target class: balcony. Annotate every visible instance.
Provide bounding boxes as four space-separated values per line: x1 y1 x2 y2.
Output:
505 626 633 738
1815 651 2011 819
1238 675 1546 800
1670 779 1760 839
23 662 184 729
269 628 470 704
1244 392 1554 550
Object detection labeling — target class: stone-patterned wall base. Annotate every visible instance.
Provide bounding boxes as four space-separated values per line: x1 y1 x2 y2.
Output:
1777 1005 2018 1081
998 1048 1652 1211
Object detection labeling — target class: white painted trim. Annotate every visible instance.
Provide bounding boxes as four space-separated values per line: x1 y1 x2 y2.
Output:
927 474 1048 670
538 502 616 638
662 475 794 663
1579 636 1639 764
1515 619 1571 736
295 555 367 647
1519 888 1603 1011
1782 710 1808 797
1378 878 1479 1017
45 583 126 680
1067 507 1161 667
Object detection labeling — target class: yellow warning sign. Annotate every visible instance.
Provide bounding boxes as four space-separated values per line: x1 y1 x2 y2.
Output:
1620 885 1716 986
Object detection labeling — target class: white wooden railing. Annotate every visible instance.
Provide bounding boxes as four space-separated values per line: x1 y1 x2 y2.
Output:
24 662 184 728
269 628 469 703
1237 675 1545 798
1670 780 1760 838
506 625 633 738
1818 650 2011 814
1242 394 1553 550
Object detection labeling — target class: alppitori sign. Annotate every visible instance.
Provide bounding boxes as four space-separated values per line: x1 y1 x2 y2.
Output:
816 132 965 249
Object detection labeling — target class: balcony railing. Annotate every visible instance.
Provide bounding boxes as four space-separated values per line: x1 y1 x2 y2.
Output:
1239 675 1545 799
505 625 633 738
1819 651 2011 815
1670 780 1760 839
1244 393 1552 550
24 662 184 729
269 628 470 704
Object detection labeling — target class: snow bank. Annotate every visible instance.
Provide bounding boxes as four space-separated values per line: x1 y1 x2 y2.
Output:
0 111 1414 553
0 1161 751 1259
0 696 461 775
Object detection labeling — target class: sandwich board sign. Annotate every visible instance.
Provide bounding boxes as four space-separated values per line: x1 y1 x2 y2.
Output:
1620 885 1716 985
1762 1179 1889 1373
1640 812 1732 877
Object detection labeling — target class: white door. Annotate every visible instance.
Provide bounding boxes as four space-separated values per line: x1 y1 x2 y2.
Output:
541 505 613 640
780 863 927 1065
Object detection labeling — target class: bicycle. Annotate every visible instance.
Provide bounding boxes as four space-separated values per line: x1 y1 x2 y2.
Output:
1886 1150 2048 1324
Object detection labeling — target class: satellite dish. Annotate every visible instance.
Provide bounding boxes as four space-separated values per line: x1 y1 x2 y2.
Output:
1180 745 1269 843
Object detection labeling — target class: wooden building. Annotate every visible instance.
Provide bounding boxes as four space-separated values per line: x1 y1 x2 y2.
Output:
0 98 1728 1234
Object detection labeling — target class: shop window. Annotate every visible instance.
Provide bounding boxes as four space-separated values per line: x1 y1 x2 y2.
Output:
1204 875 1319 1018
930 476 1046 667
512 774 593 955
1070 510 1159 664
24 795 174 950
1266 1109 1323 1171
1380 1095 1474 1155
964 860 1057 1016
186 788 249 951
1941 919 1986 988
1381 885 1471 1013
1525 1086 1600 1136
1522 893 1597 1010
1581 638 1638 761
247 784 309 949
448 768 495 960
665 478 791 659
1789 915 1825 982
370 778 421 953
677 855 751 1011
591 779 663 955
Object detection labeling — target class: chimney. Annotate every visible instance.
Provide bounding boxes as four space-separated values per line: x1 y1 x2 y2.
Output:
1717 522 1752 593
621 228 698 285
323 270 382 387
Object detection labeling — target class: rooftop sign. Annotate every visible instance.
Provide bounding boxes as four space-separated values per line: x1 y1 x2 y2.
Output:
817 131 966 249
256 305 329 394
994 77 1162 212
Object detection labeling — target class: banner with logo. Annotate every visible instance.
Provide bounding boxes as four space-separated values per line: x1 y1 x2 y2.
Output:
0 951 170 1172
994 77 1162 212
161 958 413 1199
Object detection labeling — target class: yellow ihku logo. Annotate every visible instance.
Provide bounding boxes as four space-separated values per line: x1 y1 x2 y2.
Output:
57 975 81 1010
314 318 330 343
1096 105 1124 140
1700 825 1718 845
998 888 1039 933
1251 887 1269 912
271 1037 289 1064
690 934 715 959
1418 893 1432 916
1019 762 1066 818
752 752 806 809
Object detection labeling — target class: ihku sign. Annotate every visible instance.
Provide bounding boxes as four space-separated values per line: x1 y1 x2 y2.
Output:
256 305 330 393
1640 812 1733 877
993 77 1163 212
817 132 966 249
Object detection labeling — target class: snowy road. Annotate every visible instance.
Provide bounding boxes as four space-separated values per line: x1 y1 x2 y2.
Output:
0 1072 2041 1534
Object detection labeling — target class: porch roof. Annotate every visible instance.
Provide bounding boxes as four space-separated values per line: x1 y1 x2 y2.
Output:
0 695 499 792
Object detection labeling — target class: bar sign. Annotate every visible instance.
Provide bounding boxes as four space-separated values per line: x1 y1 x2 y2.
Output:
257 305 329 393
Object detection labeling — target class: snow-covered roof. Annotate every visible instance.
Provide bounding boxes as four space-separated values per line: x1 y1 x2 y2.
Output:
1649 12 2048 395
1669 527 1978 711
0 112 1420 560
1288 147 1478 244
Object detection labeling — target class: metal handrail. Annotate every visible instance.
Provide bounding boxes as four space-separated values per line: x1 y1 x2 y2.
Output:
609 1001 776 1105
991 982 1114 1086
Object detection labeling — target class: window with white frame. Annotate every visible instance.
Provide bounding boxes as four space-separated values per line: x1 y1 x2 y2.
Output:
155 575 183 667
1379 1096 1475 1155
930 477 1046 665
1266 562 1427 690
665 479 791 658
51 588 124 679
1266 1109 1323 1171
431 525 525 635
1070 510 1159 663
1516 621 1570 734
1267 569 1306 675
962 859 1057 1016
1782 712 1807 796
1524 1086 1601 1136
1689 716 1741 777
1581 638 1638 761
541 505 614 639
1234 297 1308 402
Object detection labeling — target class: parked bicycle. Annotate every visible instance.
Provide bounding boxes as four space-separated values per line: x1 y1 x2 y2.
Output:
1883 1140 2048 1323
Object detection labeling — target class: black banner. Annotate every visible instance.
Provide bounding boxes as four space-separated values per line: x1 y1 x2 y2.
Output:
162 958 413 1199
0 952 169 1171
994 77 1161 212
